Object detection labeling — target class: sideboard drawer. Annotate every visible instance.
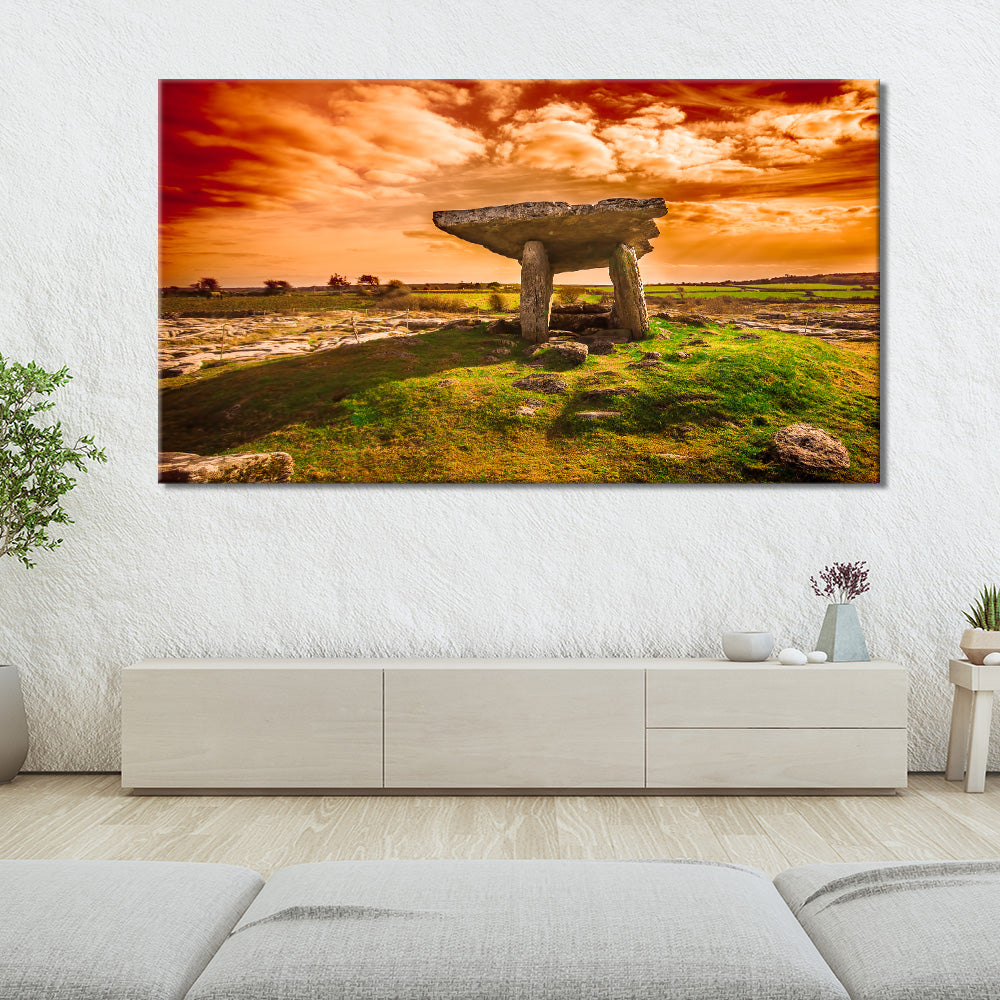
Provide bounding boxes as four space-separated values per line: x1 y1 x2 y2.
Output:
646 727 907 789
122 661 383 789
646 663 907 729
385 668 644 788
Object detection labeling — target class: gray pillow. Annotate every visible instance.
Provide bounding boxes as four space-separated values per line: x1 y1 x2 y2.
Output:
0 859 263 999
187 859 848 999
776 861 1000 1000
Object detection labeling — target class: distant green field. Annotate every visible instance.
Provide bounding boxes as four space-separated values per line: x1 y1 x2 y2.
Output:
643 284 878 300
160 282 877 319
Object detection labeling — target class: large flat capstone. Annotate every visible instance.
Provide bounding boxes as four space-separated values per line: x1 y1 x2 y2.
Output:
432 198 667 274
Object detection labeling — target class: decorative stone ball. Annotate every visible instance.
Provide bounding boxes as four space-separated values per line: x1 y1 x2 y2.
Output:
807 651 828 663
778 648 808 665
983 652 1000 666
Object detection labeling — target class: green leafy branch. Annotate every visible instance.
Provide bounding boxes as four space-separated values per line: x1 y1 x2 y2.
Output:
0 355 107 568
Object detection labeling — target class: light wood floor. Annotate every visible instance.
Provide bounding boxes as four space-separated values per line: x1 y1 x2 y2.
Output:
3 774 1000 877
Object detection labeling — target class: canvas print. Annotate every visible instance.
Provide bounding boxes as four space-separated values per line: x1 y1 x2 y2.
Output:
159 79 879 484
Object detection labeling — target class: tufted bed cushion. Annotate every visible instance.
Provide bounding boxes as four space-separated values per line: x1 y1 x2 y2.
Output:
0 859 263 1000
186 859 848 1000
776 860 1000 1000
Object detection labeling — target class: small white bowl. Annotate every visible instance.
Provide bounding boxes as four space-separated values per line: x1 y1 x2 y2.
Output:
722 631 775 662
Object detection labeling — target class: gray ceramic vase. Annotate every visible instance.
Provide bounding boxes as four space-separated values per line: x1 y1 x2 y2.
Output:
815 604 870 662
0 665 29 782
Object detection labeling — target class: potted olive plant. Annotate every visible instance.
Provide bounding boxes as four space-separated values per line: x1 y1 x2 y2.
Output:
960 586 1000 664
0 355 106 782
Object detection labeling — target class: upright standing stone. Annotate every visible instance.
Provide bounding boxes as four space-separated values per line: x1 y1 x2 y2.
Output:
520 240 553 343
609 242 648 340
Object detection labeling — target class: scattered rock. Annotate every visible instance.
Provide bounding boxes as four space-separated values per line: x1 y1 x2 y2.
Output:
575 410 621 420
513 398 546 417
683 338 706 346
439 317 480 330
626 360 663 370
588 339 616 355
437 379 458 387
549 341 589 365
589 327 632 343
398 319 444 331
655 452 691 461
641 351 662 360
160 360 202 378
581 386 637 400
736 332 761 340
673 352 692 360
158 451 294 484
676 393 717 403
512 374 569 394
772 423 851 472
485 318 522 337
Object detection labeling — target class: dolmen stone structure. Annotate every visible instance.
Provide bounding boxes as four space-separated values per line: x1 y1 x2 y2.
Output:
432 198 668 342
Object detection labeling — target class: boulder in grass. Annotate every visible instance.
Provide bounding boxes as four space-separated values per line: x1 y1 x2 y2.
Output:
160 360 202 378
159 451 294 483
549 342 589 365
772 424 850 473
587 339 616 355
513 398 546 417
581 386 638 401
512 374 569 395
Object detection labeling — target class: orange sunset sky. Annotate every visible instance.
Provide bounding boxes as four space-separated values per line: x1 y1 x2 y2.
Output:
159 79 879 287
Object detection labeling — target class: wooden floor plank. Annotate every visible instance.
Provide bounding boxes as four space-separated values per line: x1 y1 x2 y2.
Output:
696 796 792 874
4 775 1000 875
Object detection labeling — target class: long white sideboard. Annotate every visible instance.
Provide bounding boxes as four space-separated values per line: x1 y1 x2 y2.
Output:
121 658 908 793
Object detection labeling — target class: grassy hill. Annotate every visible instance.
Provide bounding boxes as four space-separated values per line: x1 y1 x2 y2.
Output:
160 316 879 484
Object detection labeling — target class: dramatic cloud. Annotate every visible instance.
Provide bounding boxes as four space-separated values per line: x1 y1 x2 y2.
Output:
498 119 618 178
160 79 879 285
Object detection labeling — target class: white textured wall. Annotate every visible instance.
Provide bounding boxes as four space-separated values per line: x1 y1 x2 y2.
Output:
2 0 998 772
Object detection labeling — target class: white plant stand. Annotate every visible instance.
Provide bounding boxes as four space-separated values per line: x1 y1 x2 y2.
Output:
946 658 1000 792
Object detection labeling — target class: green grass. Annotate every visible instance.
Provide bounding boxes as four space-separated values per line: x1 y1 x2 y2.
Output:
160 317 879 484
160 292 374 317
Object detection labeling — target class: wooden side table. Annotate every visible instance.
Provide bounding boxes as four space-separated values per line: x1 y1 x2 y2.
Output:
946 658 1000 792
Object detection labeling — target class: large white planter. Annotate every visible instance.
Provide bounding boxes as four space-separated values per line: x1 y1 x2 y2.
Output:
0 665 29 783
960 629 1000 665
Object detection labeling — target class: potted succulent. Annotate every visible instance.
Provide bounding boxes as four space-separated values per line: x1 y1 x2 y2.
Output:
960 585 1000 664
0 355 106 782
810 560 871 661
